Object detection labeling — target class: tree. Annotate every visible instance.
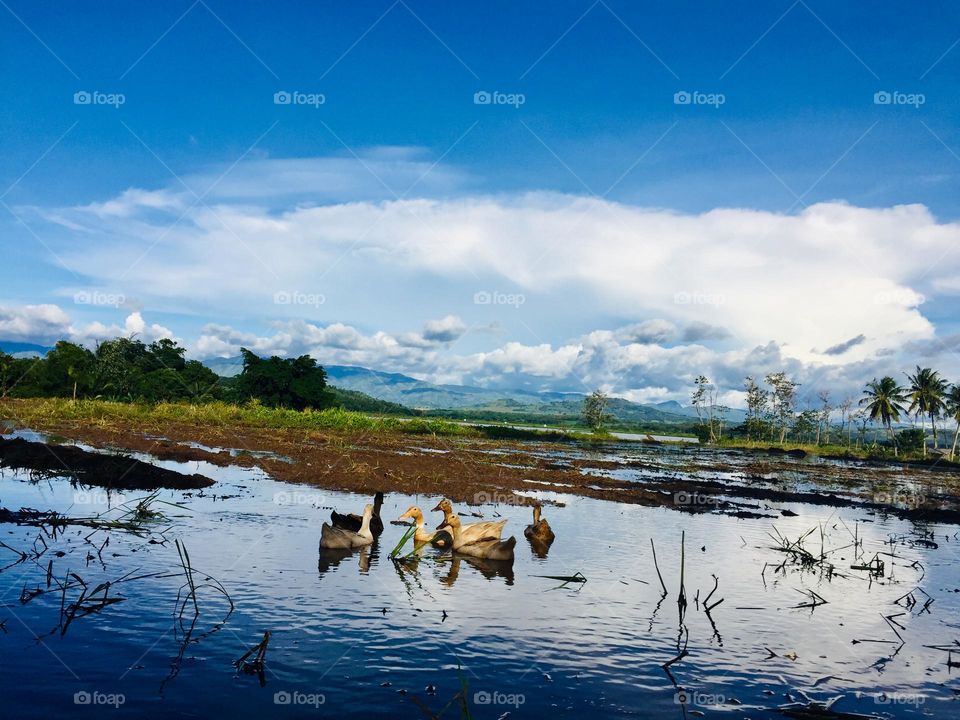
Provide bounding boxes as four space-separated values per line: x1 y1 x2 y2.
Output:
860 376 908 456
793 410 818 443
43 341 95 400
583 390 609 431
235 348 330 410
838 396 854 446
765 372 799 444
905 367 947 456
743 376 769 441
0 351 14 398
816 391 831 445
691 376 719 442
946 384 960 461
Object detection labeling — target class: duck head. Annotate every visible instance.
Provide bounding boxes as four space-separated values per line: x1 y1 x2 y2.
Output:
397 506 424 524
432 499 455 529
532 503 542 523
373 491 384 511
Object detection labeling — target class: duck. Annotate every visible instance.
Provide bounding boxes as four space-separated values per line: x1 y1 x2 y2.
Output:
397 506 453 548
331 491 384 536
320 503 375 549
524 503 555 544
446 513 515 561
431 499 507 544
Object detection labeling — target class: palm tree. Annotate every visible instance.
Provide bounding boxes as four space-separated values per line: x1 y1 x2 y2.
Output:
946 384 960 461
860 376 909 456
905 367 948 455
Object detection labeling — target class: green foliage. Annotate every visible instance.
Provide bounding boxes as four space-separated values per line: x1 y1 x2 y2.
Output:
583 390 609 430
895 427 926 453
235 348 331 410
0 338 222 403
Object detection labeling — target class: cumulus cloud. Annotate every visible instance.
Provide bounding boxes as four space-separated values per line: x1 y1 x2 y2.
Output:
13 151 960 404
33 188 957 369
0 305 174 348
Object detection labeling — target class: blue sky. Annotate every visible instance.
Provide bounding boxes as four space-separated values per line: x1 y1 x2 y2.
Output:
2 1 959 405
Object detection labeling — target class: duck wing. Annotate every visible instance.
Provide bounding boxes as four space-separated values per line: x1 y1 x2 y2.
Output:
330 510 362 532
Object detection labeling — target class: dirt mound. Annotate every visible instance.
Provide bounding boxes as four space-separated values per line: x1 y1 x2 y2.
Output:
0 437 214 490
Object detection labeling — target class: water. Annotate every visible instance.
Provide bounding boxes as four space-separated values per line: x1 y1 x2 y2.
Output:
1 434 958 719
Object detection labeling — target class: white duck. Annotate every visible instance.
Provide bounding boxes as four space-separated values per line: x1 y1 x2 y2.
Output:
431 499 507 545
320 504 375 549
446 513 516 561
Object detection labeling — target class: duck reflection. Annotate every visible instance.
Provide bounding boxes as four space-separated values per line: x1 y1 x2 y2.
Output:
317 542 375 577
439 554 515 586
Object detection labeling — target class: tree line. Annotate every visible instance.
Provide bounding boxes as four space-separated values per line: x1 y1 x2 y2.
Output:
0 339 332 410
691 367 960 459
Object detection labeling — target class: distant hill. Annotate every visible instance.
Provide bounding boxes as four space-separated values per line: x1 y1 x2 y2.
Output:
201 357 722 426
0 341 53 358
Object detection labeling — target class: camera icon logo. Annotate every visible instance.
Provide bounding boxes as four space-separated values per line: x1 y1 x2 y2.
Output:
473 691 492 705
274 691 292 705
274 91 292 105
674 91 692 105
74 91 92 105
474 91 492 105
873 91 892 105
74 691 92 705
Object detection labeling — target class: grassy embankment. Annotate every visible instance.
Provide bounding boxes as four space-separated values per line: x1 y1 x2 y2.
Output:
0 397 582 442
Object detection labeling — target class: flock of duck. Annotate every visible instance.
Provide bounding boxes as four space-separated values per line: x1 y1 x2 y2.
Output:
319 492 555 561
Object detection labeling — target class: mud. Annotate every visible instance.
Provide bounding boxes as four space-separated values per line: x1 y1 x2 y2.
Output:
0 436 214 490
3 417 960 524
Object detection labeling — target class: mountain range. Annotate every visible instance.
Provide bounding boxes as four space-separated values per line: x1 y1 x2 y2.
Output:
203 356 743 425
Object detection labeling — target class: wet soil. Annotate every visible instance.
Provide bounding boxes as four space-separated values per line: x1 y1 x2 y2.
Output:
3 415 960 524
0 436 214 490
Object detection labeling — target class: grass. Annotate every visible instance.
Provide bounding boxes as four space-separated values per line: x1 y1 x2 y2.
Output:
716 436 959 466
0 397 600 442
1 397 476 437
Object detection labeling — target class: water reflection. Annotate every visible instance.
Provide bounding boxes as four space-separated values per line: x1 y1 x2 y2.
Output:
438 553 516 586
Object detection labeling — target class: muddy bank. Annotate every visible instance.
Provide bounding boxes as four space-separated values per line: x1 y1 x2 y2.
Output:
3 416 960 525
0 436 214 490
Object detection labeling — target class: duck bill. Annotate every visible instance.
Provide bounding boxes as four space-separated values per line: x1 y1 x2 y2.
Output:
397 509 413 522
430 501 443 512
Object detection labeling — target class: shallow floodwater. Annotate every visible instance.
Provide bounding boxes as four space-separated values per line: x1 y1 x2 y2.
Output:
1 434 958 719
